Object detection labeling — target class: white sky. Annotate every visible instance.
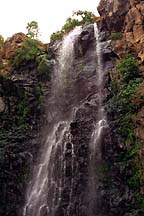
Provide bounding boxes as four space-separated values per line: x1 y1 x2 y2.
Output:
0 0 100 42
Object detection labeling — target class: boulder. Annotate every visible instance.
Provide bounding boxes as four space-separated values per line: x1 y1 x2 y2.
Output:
3 32 26 60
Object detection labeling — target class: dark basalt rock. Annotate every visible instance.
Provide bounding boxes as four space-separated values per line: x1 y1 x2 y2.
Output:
0 54 51 216
45 24 113 216
75 24 95 58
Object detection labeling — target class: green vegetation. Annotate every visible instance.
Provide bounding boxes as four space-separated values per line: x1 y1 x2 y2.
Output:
110 32 122 40
110 55 140 120
50 10 96 42
50 31 64 42
35 82 43 105
116 54 139 82
73 10 96 24
110 54 141 137
16 95 29 127
61 17 80 32
109 54 144 214
10 37 42 68
37 55 52 80
0 35 4 48
26 21 39 39
0 21 52 216
0 71 9 79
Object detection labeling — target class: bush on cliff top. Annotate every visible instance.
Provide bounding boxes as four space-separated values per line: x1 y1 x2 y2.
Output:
0 35 4 48
50 10 96 43
10 37 42 68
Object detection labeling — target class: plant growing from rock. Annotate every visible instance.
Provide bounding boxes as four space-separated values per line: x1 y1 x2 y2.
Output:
10 37 42 68
108 53 144 215
110 32 122 40
73 10 96 24
50 10 96 43
0 35 4 48
116 54 139 83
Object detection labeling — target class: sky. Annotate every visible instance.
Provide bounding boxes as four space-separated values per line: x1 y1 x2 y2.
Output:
0 0 100 42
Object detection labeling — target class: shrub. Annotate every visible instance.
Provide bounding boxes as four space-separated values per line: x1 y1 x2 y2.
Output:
16 97 29 126
73 10 96 24
116 54 139 82
0 35 4 48
10 37 42 68
50 30 64 42
110 32 122 40
50 10 96 43
35 82 43 104
119 79 141 99
0 71 9 79
108 53 144 214
62 17 80 32
36 54 52 80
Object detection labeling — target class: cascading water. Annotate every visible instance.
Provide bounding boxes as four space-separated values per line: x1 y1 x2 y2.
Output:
23 27 82 216
87 23 108 216
57 26 82 87
23 23 108 216
23 122 69 216
92 23 107 155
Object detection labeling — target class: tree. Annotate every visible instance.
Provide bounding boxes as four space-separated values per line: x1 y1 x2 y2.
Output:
26 21 39 39
62 17 80 32
0 35 4 48
50 10 96 43
73 10 96 24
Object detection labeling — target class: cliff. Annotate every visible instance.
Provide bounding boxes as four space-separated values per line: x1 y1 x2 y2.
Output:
98 0 144 60
0 1 144 216
97 0 144 215
0 33 53 215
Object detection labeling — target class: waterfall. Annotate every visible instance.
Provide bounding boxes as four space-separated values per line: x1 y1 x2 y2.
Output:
23 27 82 216
91 23 107 154
23 23 108 216
87 23 108 216
23 122 69 216
57 26 82 87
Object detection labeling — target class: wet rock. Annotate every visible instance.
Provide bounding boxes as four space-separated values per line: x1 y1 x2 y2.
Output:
135 107 144 140
75 24 94 57
0 97 5 112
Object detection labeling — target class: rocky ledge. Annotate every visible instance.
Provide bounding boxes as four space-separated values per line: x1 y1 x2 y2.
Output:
98 0 144 61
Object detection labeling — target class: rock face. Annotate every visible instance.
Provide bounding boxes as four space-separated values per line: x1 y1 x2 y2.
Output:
0 68 42 216
3 33 26 60
0 34 52 215
98 0 144 61
98 0 144 215
0 97 5 112
0 1 144 215
0 33 45 75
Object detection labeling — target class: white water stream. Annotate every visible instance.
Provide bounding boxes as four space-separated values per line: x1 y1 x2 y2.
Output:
87 23 108 216
91 23 107 155
23 23 107 216
23 27 82 216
